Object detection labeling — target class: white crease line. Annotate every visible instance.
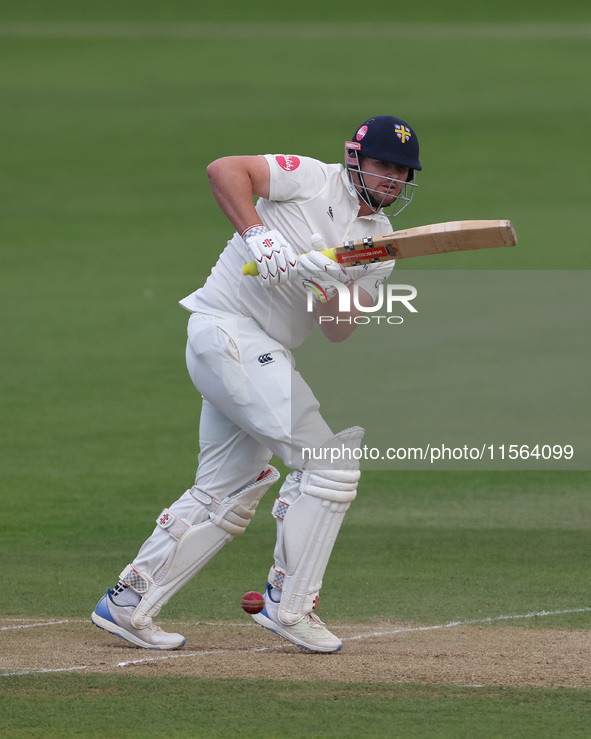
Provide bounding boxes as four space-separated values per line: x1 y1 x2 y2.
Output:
115 643 286 669
2 666 89 677
0 618 250 631
171 621 250 627
0 643 286 676
0 617 75 623
1 619 72 631
1 606 589 677
342 607 591 642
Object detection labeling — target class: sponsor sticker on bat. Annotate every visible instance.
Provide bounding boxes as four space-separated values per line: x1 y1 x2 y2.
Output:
336 245 394 264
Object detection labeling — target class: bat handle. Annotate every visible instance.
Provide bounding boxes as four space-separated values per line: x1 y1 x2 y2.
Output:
242 247 337 276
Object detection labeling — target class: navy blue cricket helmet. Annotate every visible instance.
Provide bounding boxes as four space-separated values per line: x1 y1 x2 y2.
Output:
345 115 421 217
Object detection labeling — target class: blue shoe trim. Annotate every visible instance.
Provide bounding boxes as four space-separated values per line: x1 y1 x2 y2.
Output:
91 589 186 651
264 581 281 603
93 589 117 625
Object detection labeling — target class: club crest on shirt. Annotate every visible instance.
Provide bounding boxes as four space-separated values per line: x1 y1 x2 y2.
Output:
276 155 300 172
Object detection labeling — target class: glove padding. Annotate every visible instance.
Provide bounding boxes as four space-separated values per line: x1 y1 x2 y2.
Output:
245 229 298 287
297 234 353 302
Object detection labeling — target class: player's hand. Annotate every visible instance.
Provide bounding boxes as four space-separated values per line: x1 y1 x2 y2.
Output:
297 234 353 302
245 229 298 288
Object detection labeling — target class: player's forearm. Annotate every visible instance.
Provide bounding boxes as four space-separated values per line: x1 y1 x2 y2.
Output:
207 156 270 236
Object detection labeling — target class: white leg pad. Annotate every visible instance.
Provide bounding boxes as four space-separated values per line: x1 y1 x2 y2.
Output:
127 466 280 628
273 427 364 625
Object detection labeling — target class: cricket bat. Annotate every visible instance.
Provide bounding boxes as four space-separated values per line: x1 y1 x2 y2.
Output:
242 219 517 275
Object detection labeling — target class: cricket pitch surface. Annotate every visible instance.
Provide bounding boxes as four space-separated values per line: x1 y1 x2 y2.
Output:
2 617 590 687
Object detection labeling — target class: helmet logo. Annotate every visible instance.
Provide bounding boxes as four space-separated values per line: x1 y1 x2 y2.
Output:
395 124 412 143
276 155 300 172
355 125 368 141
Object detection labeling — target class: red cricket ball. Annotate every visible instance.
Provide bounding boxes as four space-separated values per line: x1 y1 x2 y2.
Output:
241 590 265 614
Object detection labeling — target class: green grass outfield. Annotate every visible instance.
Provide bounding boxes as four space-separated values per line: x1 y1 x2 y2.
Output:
1 1 590 736
1 677 590 739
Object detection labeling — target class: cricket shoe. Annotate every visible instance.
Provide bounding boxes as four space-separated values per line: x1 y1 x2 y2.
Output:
251 584 342 653
91 589 186 650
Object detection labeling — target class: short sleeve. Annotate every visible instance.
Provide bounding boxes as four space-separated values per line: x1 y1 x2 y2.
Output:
264 154 329 203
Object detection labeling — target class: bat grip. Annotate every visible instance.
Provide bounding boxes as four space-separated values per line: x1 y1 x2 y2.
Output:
242 247 337 276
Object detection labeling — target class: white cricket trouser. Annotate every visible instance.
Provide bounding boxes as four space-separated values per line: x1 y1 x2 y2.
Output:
132 311 333 579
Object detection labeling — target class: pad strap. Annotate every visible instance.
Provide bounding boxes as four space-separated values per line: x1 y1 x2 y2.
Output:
271 497 290 520
119 564 153 596
156 509 191 540
268 564 286 590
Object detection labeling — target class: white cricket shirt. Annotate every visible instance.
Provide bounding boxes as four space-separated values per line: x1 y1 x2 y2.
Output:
180 155 394 348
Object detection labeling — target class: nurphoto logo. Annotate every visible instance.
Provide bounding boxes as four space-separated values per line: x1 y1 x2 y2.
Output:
308 283 418 326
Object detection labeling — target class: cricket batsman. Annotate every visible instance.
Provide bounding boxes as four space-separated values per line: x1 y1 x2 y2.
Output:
91 115 422 652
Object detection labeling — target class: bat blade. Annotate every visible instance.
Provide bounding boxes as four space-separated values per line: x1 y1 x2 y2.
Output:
242 220 517 275
331 220 517 267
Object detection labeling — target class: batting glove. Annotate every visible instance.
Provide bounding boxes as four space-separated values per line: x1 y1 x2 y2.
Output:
244 228 298 288
297 234 353 302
